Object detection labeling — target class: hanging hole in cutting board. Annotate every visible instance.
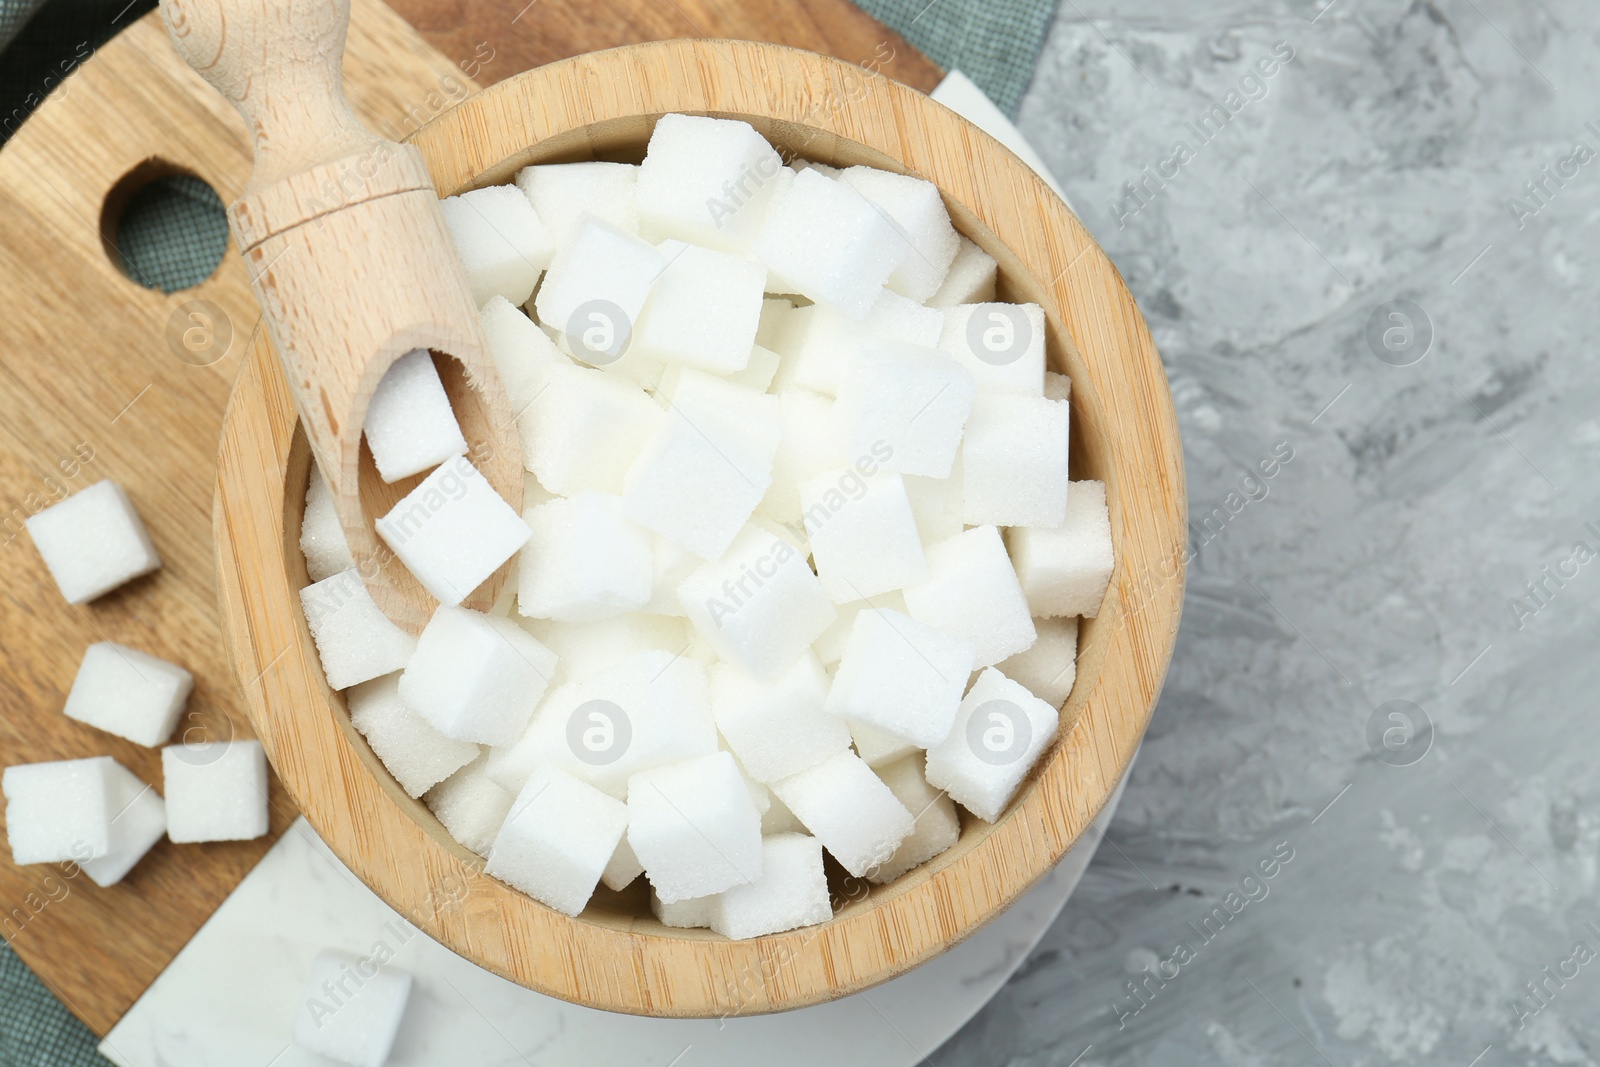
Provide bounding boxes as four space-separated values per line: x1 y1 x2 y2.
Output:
99 157 228 293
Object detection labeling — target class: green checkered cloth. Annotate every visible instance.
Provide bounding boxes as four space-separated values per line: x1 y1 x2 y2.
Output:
0 0 1057 1059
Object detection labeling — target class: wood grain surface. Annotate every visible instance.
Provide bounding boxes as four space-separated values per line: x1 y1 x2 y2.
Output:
215 40 1185 1018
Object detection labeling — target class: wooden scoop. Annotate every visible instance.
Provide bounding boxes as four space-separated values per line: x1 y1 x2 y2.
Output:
160 0 523 632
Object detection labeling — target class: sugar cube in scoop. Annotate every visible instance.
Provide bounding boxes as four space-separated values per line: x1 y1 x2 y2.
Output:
362 348 468 482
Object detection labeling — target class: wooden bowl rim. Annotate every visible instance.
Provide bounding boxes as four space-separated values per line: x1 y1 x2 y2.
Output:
213 38 1186 1017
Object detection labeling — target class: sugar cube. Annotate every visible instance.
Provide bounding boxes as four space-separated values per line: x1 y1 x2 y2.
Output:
925 668 1060 822
1044 370 1072 402
362 349 469 482
848 718 919 768
766 293 939 397
291 948 412 1067
710 652 851 782
800 470 927 602
869 755 960 884
927 236 998 308
838 166 960 302
825 608 975 748
659 370 782 461
517 613 688 685
398 606 557 745
480 296 572 416
601 834 645 892
754 168 903 319
903 466 964 547
770 750 913 878
80 761 166 887
26 480 160 604
865 288 945 348
439 184 555 306
636 114 785 252
903 526 1036 667
759 388 846 526
515 161 640 248
711 833 832 939
347 673 479 797
301 474 357 583
519 362 663 496
652 888 716 929
487 764 628 915
962 394 1070 528
374 455 531 606
631 240 766 373
834 342 975 479
485 649 715 798
424 756 512 857
1007 481 1115 618
300 568 417 690
628 751 763 902
938 303 1047 396
679 523 836 680
533 217 663 358
996 617 1079 708
2 757 114 863
517 493 653 622
811 591 906 668
63 642 193 747
161 739 270 842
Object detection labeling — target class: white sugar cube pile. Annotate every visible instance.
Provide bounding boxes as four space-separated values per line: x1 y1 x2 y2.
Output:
286 115 1119 937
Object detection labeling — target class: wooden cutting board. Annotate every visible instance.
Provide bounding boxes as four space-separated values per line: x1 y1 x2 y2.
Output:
0 0 938 1036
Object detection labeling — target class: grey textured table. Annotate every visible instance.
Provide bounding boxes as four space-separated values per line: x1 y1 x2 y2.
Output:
938 2 1600 1064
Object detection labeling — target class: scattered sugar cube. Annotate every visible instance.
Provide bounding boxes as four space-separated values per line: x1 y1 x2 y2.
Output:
2 757 114 863
962 394 1070 528
1008 480 1114 619
480 296 571 416
424 756 512 857
927 236 998 308
811 591 906 668
652 888 716 929
825 608 976 748
519 363 662 496
534 217 664 360
726 345 780 392
81 761 166 887
754 168 903 319
636 114 785 252
162 739 270 843
996 617 1079 708
801 470 927 602
515 161 640 248
487 764 628 916
903 526 1036 667
938 303 1047 396
678 523 836 680
711 833 832 939
601 835 645 892
301 474 356 583
770 750 913 879
374 455 531 606
869 755 960 884
759 388 846 525
300 568 417 690
834 342 976 479
838 166 960 302
347 673 479 797
398 606 556 746
485 649 715 798
439 184 555 307
848 718 920 768
518 613 688 684
26 480 160 604
63 642 193 747
291 948 412 1067
903 466 964 547
517 492 653 622
362 349 469 482
631 240 766 373
1044 370 1072 402
925 668 1060 823
710 652 851 782
628 751 763 902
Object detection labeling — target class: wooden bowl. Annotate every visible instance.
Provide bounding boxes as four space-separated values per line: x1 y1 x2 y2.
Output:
213 39 1186 1016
